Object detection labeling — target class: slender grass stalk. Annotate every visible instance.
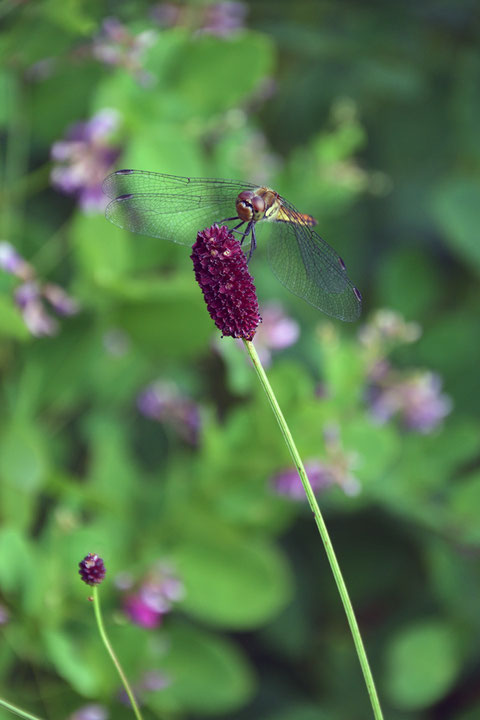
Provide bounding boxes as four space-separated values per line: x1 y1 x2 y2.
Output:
0 697 45 720
91 586 144 720
243 338 384 720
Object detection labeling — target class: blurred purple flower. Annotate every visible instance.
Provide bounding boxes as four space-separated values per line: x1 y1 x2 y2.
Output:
14 282 58 337
14 280 79 337
200 2 247 36
43 283 79 316
92 18 156 84
69 705 108 720
123 562 184 629
251 302 299 366
272 425 360 500
50 109 121 212
272 460 333 500
124 593 163 629
0 241 34 280
137 380 201 445
114 570 134 591
151 2 247 36
358 309 421 355
368 370 452 434
141 670 171 692
150 3 182 27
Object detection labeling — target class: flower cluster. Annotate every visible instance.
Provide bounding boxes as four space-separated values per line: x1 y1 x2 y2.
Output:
272 424 360 501
358 308 421 360
360 310 452 434
367 368 452 434
117 670 170 708
69 705 108 720
78 553 107 586
118 562 184 629
92 18 157 84
137 380 201 445
50 109 121 212
191 225 261 341
0 241 79 337
151 2 247 37
250 302 299 366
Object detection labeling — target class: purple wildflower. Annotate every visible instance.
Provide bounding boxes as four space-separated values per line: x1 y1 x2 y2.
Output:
124 594 163 629
137 380 201 445
358 309 421 353
191 225 261 341
50 109 121 212
368 370 452 434
69 705 108 720
141 670 171 692
14 280 79 337
272 425 360 500
43 283 79 316
92 18 156 84
78 553 106 586
14 282 58 337
250 302 299 366
150 3 182 27
123 562 184 629
151 2 247 36
199 2 247 36
0 241 34 281
272 461 334 500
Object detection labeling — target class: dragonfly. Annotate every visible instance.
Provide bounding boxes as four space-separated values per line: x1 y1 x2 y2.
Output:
102 169 362 321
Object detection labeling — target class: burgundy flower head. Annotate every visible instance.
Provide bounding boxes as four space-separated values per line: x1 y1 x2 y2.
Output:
191 225 261 341
79 553 106 586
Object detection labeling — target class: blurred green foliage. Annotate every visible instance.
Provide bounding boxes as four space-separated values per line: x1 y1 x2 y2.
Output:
1 1 480 719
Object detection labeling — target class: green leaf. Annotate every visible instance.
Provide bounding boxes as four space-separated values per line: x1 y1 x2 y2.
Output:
0 527 34 593
430 177 480 271
147 30 275 119
0 421 48 491
448 471 480 544
384 619 462 709
72 212 132 290
149 620 255 715
376 248 443 318
0 294 30 340
43 628 101 696
172 527 292 629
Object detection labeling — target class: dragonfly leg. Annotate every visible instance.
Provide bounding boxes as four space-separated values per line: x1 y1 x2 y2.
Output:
235 221 254 246
218 216 240 225
246 224 257 263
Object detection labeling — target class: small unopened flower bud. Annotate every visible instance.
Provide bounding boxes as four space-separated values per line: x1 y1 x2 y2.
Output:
79 553 106 586
191 225 261 341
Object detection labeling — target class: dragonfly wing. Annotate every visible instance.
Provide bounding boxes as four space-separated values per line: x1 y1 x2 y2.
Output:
103 170 257 246
267 204 362 321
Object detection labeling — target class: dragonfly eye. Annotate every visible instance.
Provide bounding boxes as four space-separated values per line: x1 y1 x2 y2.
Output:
236 190 256 222
251 195 266 216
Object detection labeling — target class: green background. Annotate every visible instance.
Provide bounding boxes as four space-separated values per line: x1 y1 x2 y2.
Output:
1 1 480 718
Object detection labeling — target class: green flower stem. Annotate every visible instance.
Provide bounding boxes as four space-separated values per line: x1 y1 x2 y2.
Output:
91 586 144 720
243 339 384 720
0 697 45 720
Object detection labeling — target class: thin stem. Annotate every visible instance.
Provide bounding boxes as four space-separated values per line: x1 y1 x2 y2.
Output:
243 339 384 720
91 586 144 720
0 697 45 720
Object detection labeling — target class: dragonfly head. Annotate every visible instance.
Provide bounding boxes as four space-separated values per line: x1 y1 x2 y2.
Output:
236 191 266 223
